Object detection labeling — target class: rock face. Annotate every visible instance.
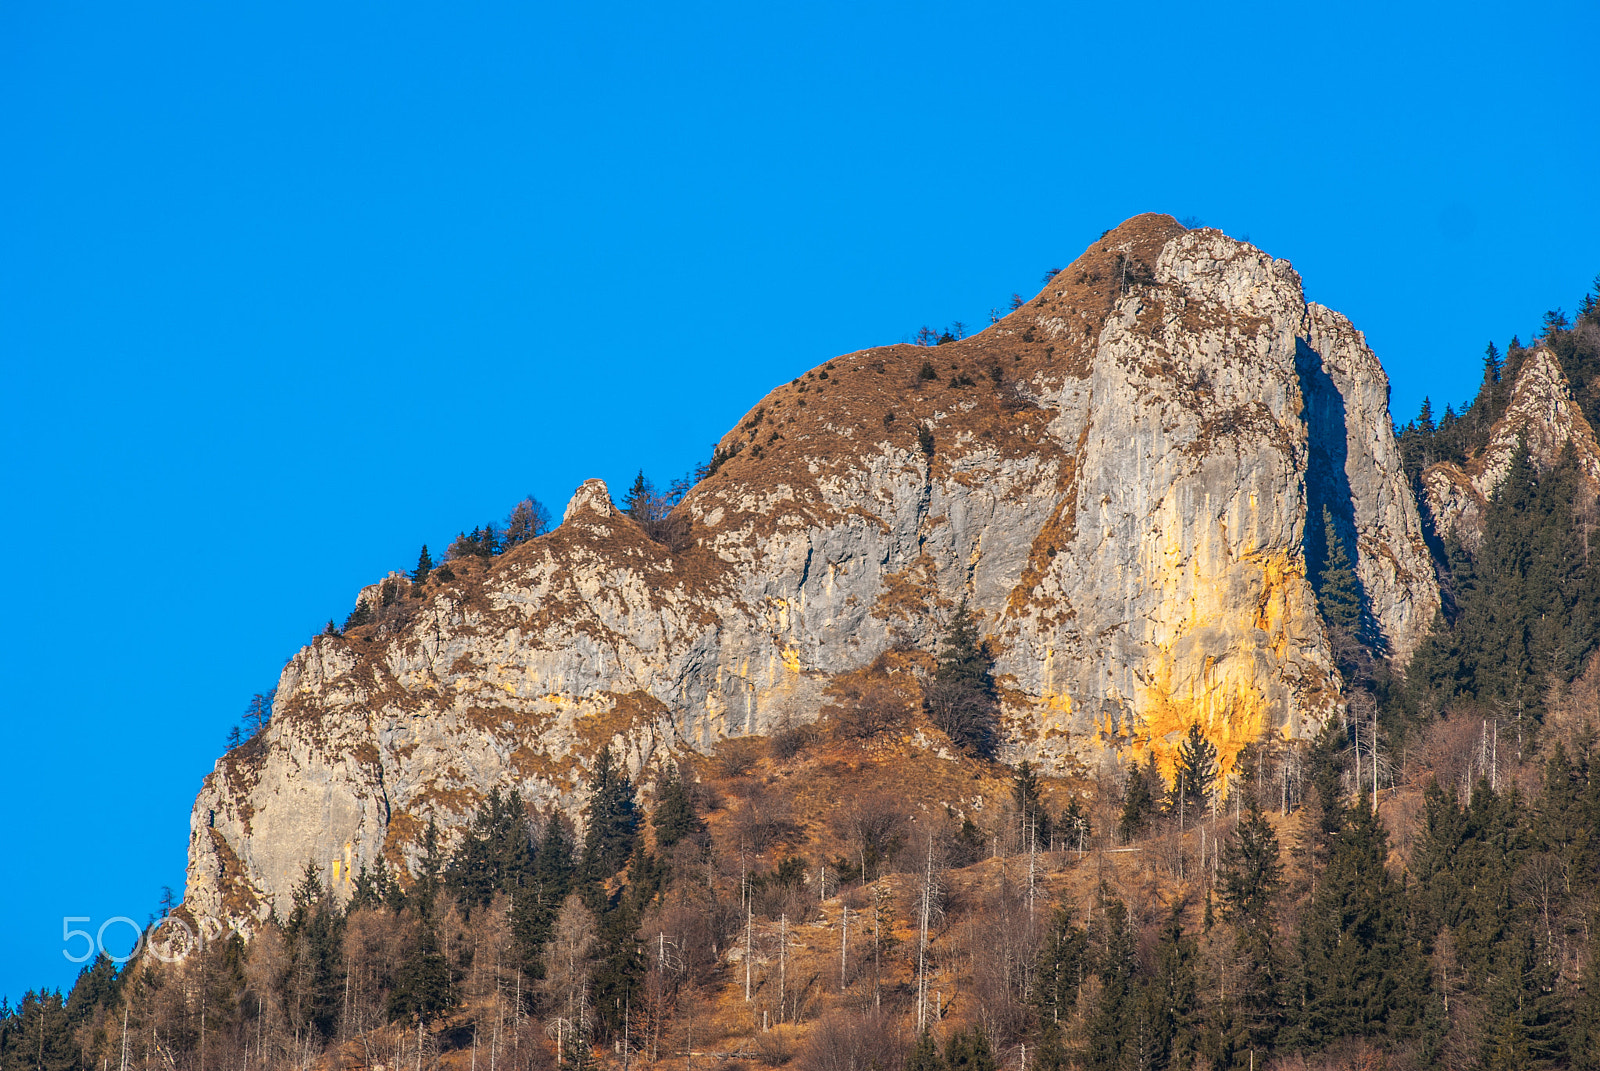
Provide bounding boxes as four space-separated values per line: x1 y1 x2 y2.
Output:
1424 347 1600 547
185 215 1439 932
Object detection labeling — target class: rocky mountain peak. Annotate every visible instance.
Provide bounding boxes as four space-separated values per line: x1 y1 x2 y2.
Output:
563 478 618 523
184 216 1442 932
1424 346 1600 545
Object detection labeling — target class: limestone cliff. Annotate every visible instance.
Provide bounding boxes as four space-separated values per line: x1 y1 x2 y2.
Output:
185 215 1439 932
1424 346 1600 547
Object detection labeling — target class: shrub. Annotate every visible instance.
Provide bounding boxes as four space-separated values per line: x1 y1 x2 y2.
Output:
827 680 910 742
917 361 938 380
769 723 816 761
918 425 935 456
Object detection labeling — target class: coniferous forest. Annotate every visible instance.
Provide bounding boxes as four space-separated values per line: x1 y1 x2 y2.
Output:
7 282 1600 1071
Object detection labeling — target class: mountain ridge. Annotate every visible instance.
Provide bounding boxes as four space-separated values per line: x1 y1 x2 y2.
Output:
184 214 1439 931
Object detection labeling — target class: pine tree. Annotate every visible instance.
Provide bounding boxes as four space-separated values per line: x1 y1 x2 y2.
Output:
1315 505 1363 641
1171 722 1218 821
1219 797 1284 1053
1118 754 1161 842
906 1029 945 1071
411 545 433 585
343 598 373 630
1290 797 1429 1049
582 746 640 880
1011 760 1053 848
1034 900 1088 1024
651 767 705 852
944 1027 996 1071
924 601 999 758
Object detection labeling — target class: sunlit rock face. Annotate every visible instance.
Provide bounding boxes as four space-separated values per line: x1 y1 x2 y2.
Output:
185 215 1439 932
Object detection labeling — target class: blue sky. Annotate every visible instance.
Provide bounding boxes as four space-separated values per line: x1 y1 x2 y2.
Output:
3 0 1596 1002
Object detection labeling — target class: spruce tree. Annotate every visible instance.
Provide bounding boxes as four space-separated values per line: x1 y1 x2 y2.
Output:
388 924 453 1022
1118 754 1160 843
411 545 432 585
343 598 373 630
1034 900 1088 1024
1171 722 1218 821
1290 797 1429 1049
582 746 640 881
1219 797 1284 1054
944 1027 996 1071
513 814 575 975
906 1030 945 1071
624 471 655 521
283 862 346 1040
925 601 999 758
1011 760 1053 848
651 767 705 852
445 788 534 916
1086 892 1139 1071
1315 505 1363 640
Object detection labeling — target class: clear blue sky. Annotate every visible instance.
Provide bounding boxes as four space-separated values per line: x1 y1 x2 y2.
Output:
3 0 1596 1002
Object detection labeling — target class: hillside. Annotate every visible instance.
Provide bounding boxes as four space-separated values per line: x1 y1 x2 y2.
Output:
183 214 1439 936
7 223 1600 1071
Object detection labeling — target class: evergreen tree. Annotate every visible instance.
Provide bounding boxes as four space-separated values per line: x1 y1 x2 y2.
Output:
1142 904 1198 1071
1315 505 1363 641
1170 722 1218 822
624 471 656 522
1219 797 1284 1054
1119 754 1161 842
513 814 576 975
411 545 433 585
412 817 445 920
282 862 345 1041
445 788 534 916
906 1029 945 1071
387 924 453 1023
343 598 374 630
3 990 74 1071
1085 892 1138 1071
582 746 640 881
651 767 705 852
1290 797 1429 1050
924 602 999 758
1011 760 1053 848
1033 900 1088 1024
944 1027 996 1071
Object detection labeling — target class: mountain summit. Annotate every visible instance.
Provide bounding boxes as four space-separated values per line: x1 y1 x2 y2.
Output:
186 214 1439 929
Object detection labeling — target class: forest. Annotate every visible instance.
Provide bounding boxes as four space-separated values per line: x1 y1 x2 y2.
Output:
5 280 1600 1071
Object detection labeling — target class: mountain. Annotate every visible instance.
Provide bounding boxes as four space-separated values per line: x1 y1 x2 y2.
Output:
184 214 1440 931
1423 344 1600 547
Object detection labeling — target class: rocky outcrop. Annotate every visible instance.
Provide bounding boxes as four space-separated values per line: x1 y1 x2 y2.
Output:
1424 347 1600 546
185 215 1439 932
